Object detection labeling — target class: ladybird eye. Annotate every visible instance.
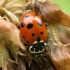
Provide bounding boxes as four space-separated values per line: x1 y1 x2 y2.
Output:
38 22 42 26
21 22 25 27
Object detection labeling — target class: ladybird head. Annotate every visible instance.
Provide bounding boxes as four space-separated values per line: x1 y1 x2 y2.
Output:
29 37 47 57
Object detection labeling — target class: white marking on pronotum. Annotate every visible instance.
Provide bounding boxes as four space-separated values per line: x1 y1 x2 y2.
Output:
43 49 44 51
29 46 36 53
44 43 46 46
29 47 44 54
29 45 45 54
29 46 32 49
33 41 38 44
40 40 44 42
29 46 33 53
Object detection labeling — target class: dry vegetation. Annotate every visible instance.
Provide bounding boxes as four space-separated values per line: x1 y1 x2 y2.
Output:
0 0 70 70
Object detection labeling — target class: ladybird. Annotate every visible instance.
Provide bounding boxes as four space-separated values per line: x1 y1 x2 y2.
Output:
20 10 48 57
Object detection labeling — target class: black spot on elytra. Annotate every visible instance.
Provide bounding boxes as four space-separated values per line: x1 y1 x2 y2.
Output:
38 22 42 26
27 41 29 43
27 23 33 29
40 32 43 34
23 36 25 39
32 33 35 36
21 22 25 27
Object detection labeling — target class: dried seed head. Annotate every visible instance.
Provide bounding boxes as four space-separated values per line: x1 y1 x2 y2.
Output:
0 18 26 51
0 0 24 25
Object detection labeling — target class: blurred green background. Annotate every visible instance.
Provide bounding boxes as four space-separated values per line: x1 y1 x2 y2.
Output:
52 0 70 15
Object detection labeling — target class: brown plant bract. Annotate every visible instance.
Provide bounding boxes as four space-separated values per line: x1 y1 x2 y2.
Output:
0 16 26 70
34 0 70 27
0 17 26 51
49 44 70 70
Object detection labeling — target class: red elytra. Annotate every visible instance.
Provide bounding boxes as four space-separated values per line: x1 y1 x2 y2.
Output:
20 11 47 45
